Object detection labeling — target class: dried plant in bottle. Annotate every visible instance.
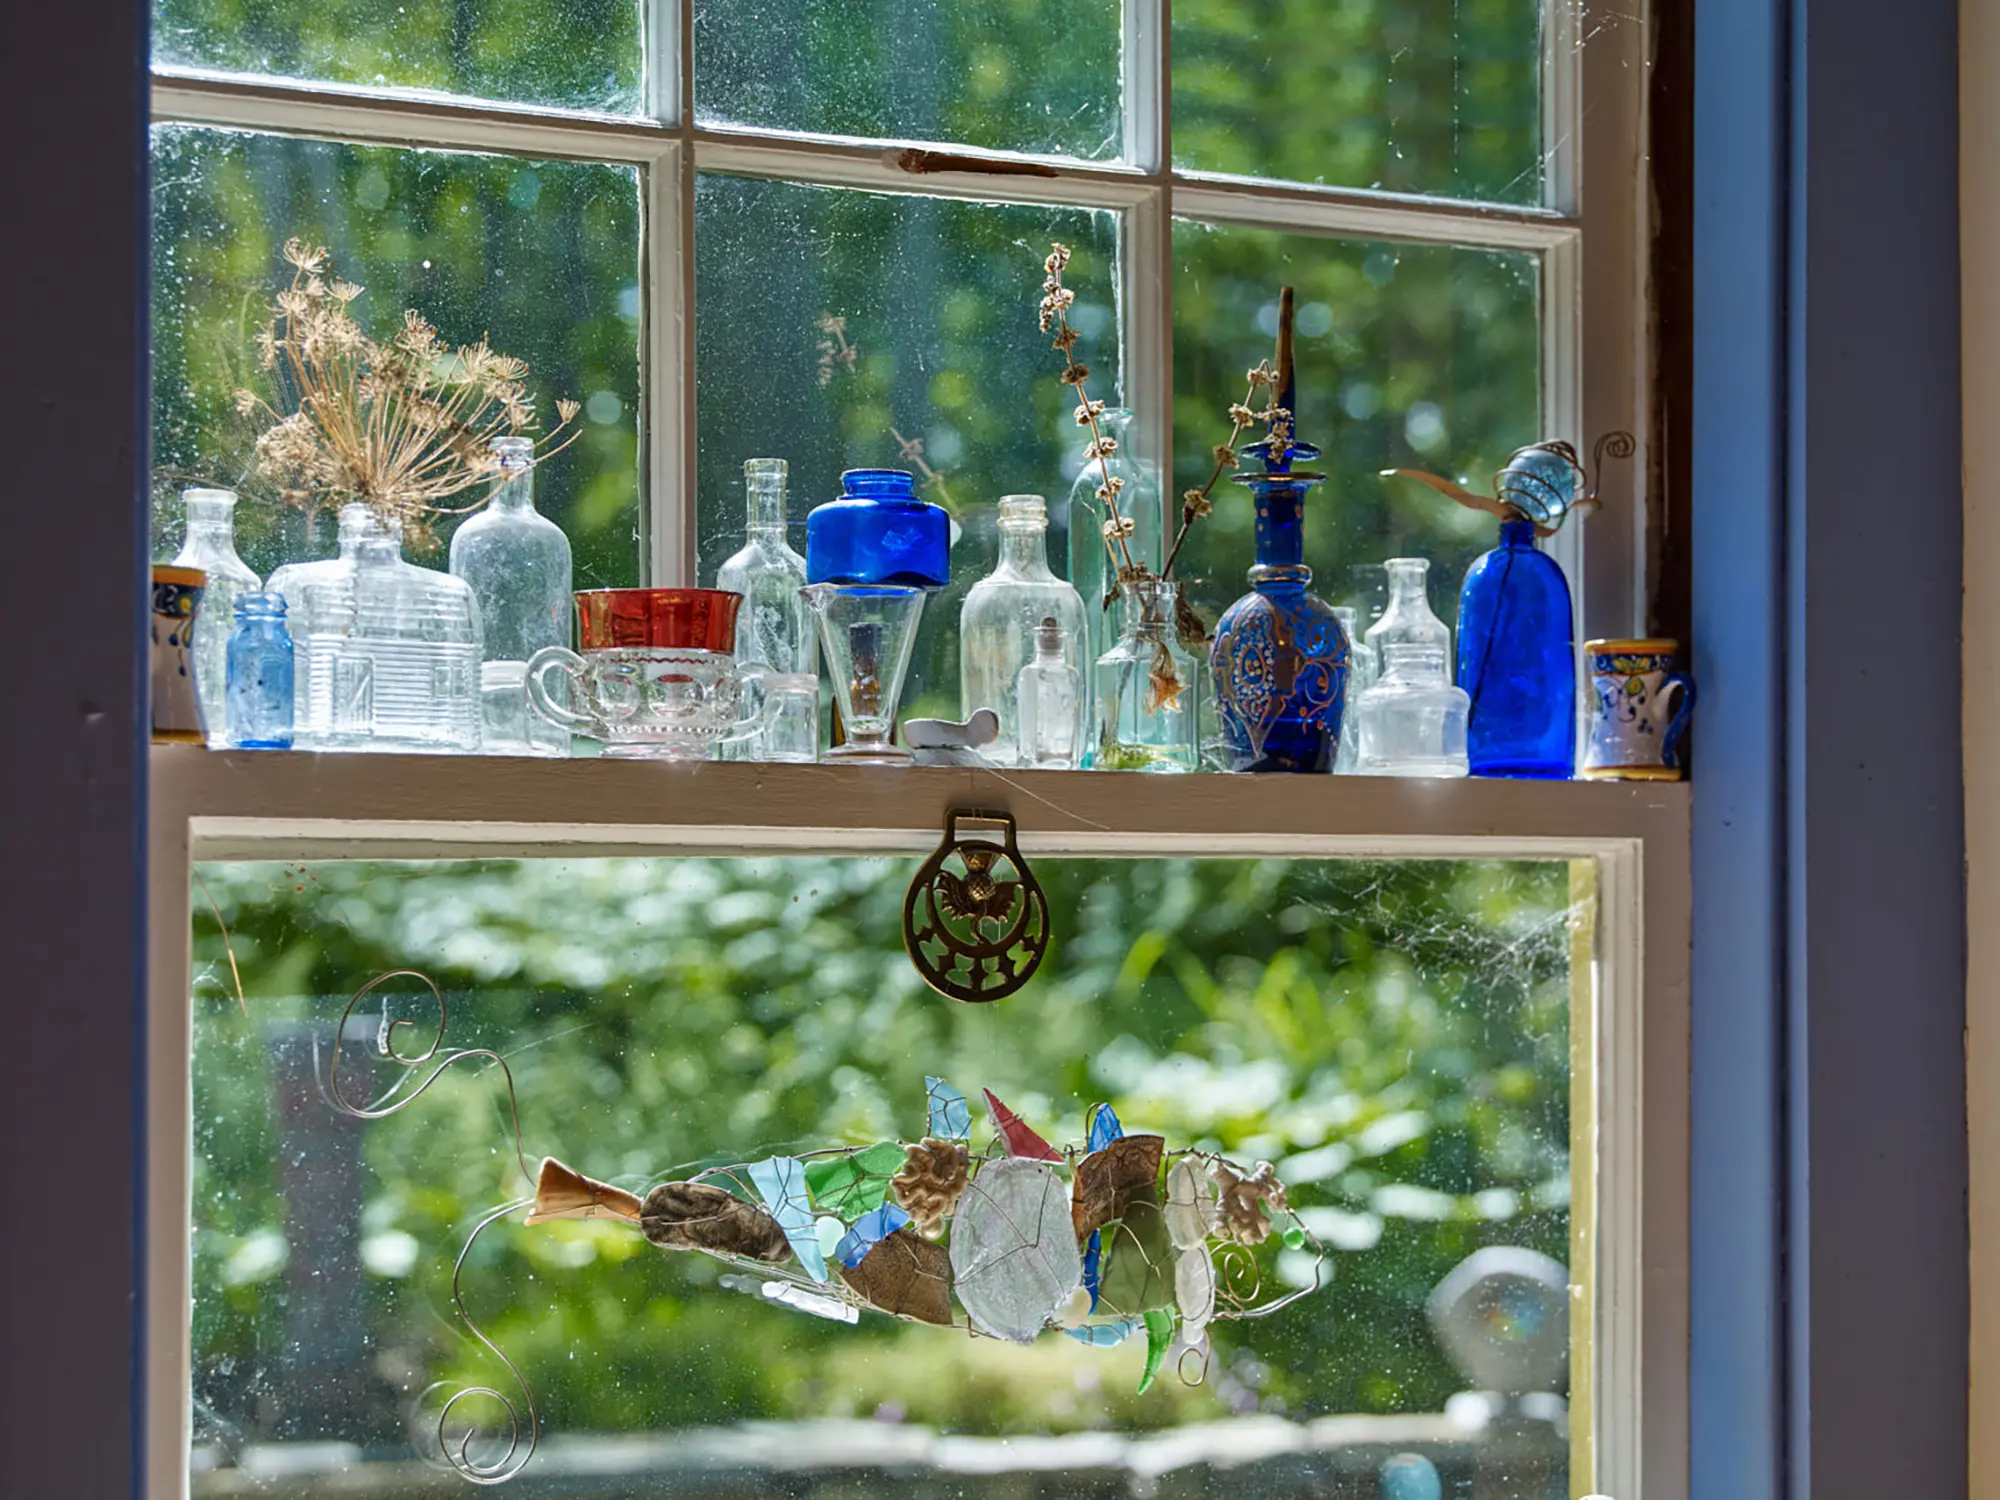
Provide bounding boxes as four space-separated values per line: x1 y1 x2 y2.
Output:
234 238 579 548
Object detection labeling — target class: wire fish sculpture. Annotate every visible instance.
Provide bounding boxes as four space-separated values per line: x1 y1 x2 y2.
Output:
325 976 1330 1486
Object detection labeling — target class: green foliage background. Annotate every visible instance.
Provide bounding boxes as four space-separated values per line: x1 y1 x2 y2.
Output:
192 855 1575 1454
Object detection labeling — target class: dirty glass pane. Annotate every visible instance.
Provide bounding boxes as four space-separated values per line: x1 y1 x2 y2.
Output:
1171 220 1540 637
1172 0 1547 206
152 0 643 114
151 127 643 592
694 174 1121 723
190 854 1582 1497
694 0 1123 162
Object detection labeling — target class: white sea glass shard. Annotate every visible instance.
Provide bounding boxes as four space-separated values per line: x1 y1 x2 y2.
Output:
1164 1157 1215 1250
947 1157 1082 1343
1175 1245 1216 1339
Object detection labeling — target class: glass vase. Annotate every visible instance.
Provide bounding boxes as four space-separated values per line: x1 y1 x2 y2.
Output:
449 436 572 662
1457 518 1576 778
716 458 815 760
801 583 925 765
959 494 1086 766
1066 409 1163 670
1092 578 1200 773
171 487 261 748
1354 643 1470 777
224 592 294 750
294 516 483 753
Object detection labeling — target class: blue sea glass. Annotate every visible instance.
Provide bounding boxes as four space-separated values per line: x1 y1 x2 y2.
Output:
1209 428 1351 773
805 469 950 587
1456 519 1576 778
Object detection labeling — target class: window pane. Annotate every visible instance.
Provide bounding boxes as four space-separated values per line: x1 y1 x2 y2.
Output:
695 173 1121 723
153 0 642 113
694 0 1123 162
1171 0 1545 205
151 127 643 590
191 853 1581 1496
1171 220 1540 638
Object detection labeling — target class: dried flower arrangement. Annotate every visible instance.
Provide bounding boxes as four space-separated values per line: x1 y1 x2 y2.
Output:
234 239 580 547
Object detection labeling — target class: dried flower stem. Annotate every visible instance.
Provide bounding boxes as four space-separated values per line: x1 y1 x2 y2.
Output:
1039 244 1137 582
890 426 959 514
1159 360 1284 583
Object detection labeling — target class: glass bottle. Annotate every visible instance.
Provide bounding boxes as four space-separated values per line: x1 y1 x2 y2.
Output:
1354 643 1470 777
759 672 822 764
295 516 483 753
1364 558 1452 677
1332 605 1377 774
1016 617 1083 769
959 494 1086 766
268 503 379 643
171 488 261 748
479 660 568 758
716 458 815 760
1457 518 1577 778
806 468 950 588
224 592 294 750
449 436 572 661
1067 409 1163 670
1092 578 1200 773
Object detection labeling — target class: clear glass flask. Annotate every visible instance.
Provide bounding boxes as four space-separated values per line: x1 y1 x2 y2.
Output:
959 494 1086 766
269 503 379 642
1092 578 1200 773
1015 616 1082 769
171 487 261 748
716 458 815 759
224 592 294 750
1354 643 1471 777
449 435 572 661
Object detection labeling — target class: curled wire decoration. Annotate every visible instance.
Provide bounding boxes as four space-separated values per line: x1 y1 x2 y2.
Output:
1176 1339 1212 1388
431 1198 540 1486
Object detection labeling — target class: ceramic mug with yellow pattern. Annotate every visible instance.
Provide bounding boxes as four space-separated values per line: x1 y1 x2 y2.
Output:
1581 638 1693 780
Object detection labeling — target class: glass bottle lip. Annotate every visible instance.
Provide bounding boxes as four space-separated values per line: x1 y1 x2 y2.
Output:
182 487 238 523
491 435 534 468
997 494 1047 529
840 468 919 502
233 591 287 617
745 457 788 480
1384 556 1430 579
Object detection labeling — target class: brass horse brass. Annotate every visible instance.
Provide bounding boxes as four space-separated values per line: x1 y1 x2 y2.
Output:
902 809 1049 1003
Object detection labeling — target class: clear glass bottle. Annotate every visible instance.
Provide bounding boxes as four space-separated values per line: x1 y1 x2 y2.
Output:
716 458 815 759
759 672 822 763
1333 604 1377 774
1016 616 1083 769
224 592 294 750
268 503 379 643
1067 410 1162 669
295 516 483 753
1364 558 1453 679
479 660 569 758
1354 643 1470 778
959 494 1086 766
1092 578 1200 773
171 488 261 748
449 436 572 662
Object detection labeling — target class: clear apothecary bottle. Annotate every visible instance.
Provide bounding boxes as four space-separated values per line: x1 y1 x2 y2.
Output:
716 458 814 760
960 494 1086 766
1016 616 1082 769
171 488 261 747
1354 642 1470 777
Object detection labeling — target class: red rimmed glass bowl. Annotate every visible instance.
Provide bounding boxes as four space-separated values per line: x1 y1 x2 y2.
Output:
574 588 743 653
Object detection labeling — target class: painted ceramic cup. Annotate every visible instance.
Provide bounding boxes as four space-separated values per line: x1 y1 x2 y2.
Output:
151 564 208 744
1581 638 1694 780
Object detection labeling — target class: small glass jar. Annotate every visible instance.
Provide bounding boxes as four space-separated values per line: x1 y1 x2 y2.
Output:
760 672 821 763
224 592 294 750
1354 643 1470 778
480 660 569 758
1016 616 1082 769
1091 578 1200 773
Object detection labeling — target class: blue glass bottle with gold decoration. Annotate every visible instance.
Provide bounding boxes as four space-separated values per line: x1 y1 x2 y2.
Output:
1208 290 1351 773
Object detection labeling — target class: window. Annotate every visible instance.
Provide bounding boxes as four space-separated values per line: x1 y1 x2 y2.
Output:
148 4 1675 1499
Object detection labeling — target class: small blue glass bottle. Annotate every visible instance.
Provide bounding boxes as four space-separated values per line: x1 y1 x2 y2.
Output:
805 469 951 587
225 592 295 750
1456 519 1575 777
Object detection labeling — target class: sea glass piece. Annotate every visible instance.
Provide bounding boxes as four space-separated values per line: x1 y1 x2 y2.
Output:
816 1216 847 1258
1083 1229 1103 1310
1095 1196 1175 1316
1139 1309 1176 1394
835 1203 912 1269
1072 1134 1166 1237
1283 1225 1308 1250
1176 1245 1216 1340
640 1181 791 1263
805 1141 908 1221
926 1076 972 1141
838 1227 954 1326
1087 1101 1125 1154
982 1089 1064 1162
1056 1286 1094 1327
1164 1157 1215 1250
948 1158 1082 1343
748 1156 829 1283
760 1280 860 1324
1064 1318 1143 1348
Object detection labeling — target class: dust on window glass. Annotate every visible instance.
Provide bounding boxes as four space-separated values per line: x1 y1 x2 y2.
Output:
694 175 1121 724
1172 0 1547 206
190 853 1583 1497
151 127 644 592
152 0 643 114
694 0 1123 163
1170 221 1540 635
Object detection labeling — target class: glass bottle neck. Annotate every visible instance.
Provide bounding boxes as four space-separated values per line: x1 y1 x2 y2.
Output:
744 485 786 532
1246 475 1312 588
491 468 537 513
1499 519 1537 547
997 523 1054 577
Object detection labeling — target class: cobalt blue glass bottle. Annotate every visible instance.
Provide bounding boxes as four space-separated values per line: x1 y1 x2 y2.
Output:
805 469 950 587
1208 293 1350 773
1456 518 1575 778
225 591 295 750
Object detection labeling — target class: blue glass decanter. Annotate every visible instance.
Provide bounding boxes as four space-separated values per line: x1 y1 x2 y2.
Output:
1208 293 1351 773
1388 434 1632 779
